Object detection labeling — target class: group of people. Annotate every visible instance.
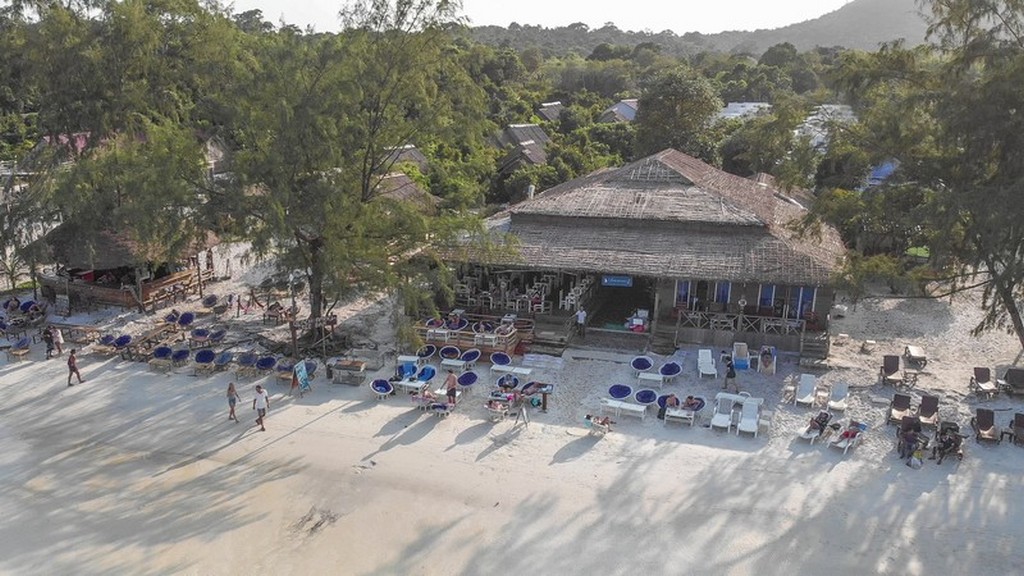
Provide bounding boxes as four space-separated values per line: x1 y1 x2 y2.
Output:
41 325 65 359
226 382 270 431
655 394 701 420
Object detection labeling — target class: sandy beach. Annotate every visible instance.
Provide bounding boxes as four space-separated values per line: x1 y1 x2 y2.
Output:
1 277 1023 576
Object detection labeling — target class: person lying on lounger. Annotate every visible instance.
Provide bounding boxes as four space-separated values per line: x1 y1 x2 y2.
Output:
585 414 614 428
682 395 700 410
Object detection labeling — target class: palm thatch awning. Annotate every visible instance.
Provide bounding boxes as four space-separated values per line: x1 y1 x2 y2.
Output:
471 149 846 286
28 222 219 271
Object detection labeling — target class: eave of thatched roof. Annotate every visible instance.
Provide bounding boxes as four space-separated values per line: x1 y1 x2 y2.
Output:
29 222 218 271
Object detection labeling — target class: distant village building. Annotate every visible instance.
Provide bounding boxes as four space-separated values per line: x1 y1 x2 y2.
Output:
375 172 439 213
718 102 772 121
537 101 565 123
491 124 552 175
384 144 430 173
598 99 639 123
796 104 856 149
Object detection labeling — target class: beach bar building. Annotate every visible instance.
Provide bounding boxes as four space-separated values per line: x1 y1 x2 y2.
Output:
454 149 846 358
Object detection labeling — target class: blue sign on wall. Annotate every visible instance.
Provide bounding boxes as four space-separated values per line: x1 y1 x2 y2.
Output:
601 275 633 288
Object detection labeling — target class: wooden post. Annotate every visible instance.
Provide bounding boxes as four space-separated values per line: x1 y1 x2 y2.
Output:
195 256 204 298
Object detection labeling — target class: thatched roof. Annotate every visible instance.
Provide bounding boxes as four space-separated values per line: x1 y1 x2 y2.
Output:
476 149 845 286
537 101 565 123
497 141 548 174
31 222 218 270
491 124 551 149
377 173 439 212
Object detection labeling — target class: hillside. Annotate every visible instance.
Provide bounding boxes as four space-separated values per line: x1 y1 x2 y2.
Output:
468 0 930 56
701 0 929 53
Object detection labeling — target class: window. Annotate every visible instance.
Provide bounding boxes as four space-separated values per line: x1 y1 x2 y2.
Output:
787 286 816 318
758 285 775 308
714 282 731 304
675 280 692 307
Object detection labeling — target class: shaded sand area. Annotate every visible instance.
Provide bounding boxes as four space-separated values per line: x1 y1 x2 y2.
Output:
1 289 1023 575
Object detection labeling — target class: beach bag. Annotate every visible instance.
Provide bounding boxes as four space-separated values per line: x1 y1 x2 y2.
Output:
907 450 923 469
530 397 541 407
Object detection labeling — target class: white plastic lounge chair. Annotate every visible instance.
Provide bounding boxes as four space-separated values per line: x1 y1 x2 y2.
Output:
830 422 867 454
486 401 509 421
732 342 750 370
794 374 817 406
735 398 764 437
585 416 610 436
827 382 850 411
710 393 737 433
800 411 833 444
698 348 717 378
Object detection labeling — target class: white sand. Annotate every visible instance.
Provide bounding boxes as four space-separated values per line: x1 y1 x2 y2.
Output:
2 277 1024 575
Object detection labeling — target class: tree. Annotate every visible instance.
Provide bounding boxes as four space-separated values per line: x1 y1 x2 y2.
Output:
634 66 722 161
225 0 488 322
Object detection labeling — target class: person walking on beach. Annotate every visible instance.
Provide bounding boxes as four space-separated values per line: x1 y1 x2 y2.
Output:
51 326 64 356
722 357 738 392
575 307 587 338
226 382 241 422
252 384 270 431
444 369 458 405
42 327 54 359
67 349 84 386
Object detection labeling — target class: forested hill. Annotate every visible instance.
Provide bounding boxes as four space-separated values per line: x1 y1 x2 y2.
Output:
468 0 929 56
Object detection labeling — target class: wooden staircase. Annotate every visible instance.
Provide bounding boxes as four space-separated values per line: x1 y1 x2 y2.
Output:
799 331 831 368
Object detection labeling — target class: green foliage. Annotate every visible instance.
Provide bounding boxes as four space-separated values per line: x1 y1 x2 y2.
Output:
635 66 722 161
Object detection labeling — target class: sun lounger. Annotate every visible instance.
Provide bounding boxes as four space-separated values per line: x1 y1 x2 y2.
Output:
638 371 664 388
599 398 645 420
827 382 849 411
6 337 31 361
888 393 913 424
969 367 999 399
880 355 903 386
710 392 741 433
794 374 818 407
732 342 750 370
735 397 764 437
800 411 833 444
1000 367 1024 396
429 402 456 418
585 416 611 435
830 421 867 454
972 408 999 443
698 348 716 378
903 345 927 369
917 394 940 427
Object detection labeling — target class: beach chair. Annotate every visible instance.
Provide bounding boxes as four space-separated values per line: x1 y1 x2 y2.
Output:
736 398 764 437
208 329 227 346
659 361 682 383
1012 413 1024 447
6 337 31 361
917 395 940 428
800 410 833 444
584 415 610 436
634 389 658 411
608 384 633 401
112 334 134 359
732 342 750 370
486 399 510 421
969 367 999 399
92 334 117 355
710 393 738 433
255 356 277 376
880 355 903 386
275 360 295 383
148 346 173 371
189 328 210 348
438 345 461 363
903 345 927 369
827 381 850 412
213 351 234 372
972 408 1000 443
193 349 216 375
697 349 716 378
830 421 867 455
234 352 258 378
457 371 479 395
757 345 777 374
490 351 514 374
170 348 191 368
888 393 913 424
416 365 437 385
370 379 394 400
164 310 180 325
630 355 654 376
176 312 195 332
201 294 219 309
1000 367 1024 396
794 374 818 407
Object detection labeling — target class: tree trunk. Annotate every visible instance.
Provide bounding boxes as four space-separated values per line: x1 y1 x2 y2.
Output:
991 271 1024 351
307 243 324 321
